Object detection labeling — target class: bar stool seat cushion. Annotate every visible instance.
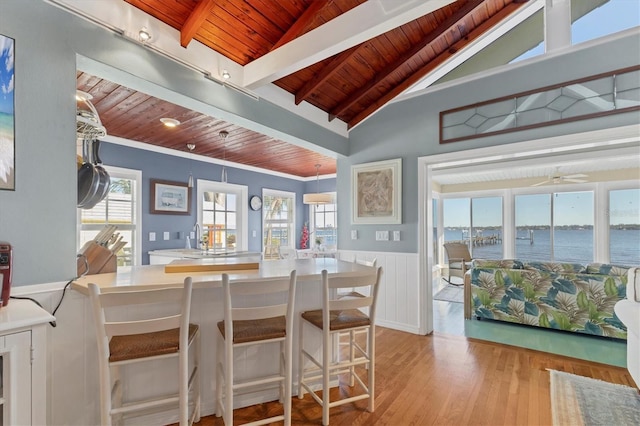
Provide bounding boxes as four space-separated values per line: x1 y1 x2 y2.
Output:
301 309 370 331
217 316 286 344
109 324 199 362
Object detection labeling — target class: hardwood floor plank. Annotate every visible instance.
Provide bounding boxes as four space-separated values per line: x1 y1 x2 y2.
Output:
180 327 634 426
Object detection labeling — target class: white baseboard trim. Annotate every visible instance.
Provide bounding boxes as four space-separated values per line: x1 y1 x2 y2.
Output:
377 321 421 335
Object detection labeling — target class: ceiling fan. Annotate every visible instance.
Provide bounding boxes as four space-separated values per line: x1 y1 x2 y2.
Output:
531 167 588 186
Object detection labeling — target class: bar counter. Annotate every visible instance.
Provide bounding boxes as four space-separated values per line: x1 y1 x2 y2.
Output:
70 257 377 423
71 257 374 294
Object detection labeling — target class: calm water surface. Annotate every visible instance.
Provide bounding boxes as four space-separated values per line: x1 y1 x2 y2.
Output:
444 228 639 266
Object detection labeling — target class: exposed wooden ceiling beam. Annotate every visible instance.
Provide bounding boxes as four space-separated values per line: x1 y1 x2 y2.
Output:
243 0 456 89
329 0 485 122
270 0 330 52
294 44 363 105
180 0 216 48
347 1 524 129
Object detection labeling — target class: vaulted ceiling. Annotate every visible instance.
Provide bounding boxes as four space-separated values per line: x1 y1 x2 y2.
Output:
123 0 529 129
62 0 538 177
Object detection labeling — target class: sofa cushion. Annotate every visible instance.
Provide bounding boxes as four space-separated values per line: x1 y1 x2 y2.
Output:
522 261 584 274
584 263 631 277
472 259 523 269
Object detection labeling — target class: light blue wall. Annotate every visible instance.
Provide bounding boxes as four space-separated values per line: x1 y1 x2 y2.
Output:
340 29 640 253
0 1 342 286
100 143 336 263
0 0 637 286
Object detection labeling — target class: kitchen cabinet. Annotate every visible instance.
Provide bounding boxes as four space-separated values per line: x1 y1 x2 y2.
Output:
0 299 55 425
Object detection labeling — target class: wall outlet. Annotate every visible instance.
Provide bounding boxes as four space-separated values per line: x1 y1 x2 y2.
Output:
351 230 358 240
190 231 195 239
393 231 401 241
149 232 156 242
163 231 170 240
375 231 389 241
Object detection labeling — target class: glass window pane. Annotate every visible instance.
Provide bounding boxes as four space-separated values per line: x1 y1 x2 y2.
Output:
443 198 470 243
214 211 225 224
263 194 296 259
471 197 503 259
226 212 237 228
203 210 214 224
572 0 640 45
80 171 138 266
226 193 236 210
214 193 225 209
553 191 594 263
515 194 551 261
610 188 640 265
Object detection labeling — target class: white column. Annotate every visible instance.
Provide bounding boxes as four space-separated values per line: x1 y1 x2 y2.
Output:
544 0 572 52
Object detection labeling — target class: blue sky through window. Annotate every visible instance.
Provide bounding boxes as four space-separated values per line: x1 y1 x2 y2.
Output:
513 0 640 62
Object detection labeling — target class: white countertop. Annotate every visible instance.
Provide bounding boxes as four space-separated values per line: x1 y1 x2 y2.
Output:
0 299 55 333
72 258 375 295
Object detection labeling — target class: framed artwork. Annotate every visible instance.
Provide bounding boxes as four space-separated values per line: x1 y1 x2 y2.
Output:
0 34 15 191
150 179 191 215
351 158 402 224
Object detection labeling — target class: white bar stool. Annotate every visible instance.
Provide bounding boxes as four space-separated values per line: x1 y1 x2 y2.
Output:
215 270 297 426
88 278 201 426
298 267 382 425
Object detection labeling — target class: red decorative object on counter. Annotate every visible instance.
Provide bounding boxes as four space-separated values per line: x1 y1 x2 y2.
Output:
300 222 309 249
0 241 13 307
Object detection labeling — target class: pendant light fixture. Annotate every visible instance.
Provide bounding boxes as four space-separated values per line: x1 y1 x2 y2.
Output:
186 143 195 188
219 130 229 183
303 164 332 205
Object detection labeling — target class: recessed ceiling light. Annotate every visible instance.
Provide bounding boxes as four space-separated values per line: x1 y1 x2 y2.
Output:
160 117 180 127
138 27 151 42
222 70 231 80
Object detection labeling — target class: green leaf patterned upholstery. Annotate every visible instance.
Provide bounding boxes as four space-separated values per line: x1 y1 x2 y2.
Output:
469 261 629 340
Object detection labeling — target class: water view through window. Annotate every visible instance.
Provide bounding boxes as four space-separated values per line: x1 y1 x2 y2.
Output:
441 188 639 266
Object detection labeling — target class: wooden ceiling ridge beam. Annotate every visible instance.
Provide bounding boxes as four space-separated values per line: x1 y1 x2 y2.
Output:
348 1 524 129
180 0 217 48
270 0 331 52
328 0 485 121
294 44 363 105
243 1 456 89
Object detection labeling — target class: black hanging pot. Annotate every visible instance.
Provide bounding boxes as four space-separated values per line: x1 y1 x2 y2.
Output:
82 140 111 209
77 138 101 208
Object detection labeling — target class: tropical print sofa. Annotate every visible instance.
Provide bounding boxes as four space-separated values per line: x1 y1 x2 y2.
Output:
464 259 630 340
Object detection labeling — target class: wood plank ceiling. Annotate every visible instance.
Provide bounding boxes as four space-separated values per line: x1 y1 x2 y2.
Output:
78 0 530 177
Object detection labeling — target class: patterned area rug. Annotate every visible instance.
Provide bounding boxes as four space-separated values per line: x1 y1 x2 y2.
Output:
549 369 640 425
433 284 463 303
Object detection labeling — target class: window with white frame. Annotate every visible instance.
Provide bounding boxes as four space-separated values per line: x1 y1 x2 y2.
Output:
515 191 595 263
609 187 640 265
196 179 248 251
310 197 337 248
78 166 142 266
263 189 295 259
441 196 502 260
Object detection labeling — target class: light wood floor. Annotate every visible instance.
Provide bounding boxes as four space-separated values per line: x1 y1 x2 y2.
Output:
183 326 636 426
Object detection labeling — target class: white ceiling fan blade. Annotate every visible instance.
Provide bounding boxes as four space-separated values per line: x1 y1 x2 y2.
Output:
563 173 588 179
563 178 588 183
531 179 550 187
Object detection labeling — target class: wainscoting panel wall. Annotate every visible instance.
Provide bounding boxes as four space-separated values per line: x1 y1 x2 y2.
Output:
12 250 422 425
